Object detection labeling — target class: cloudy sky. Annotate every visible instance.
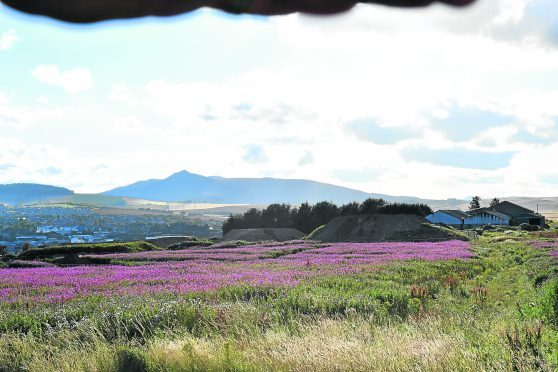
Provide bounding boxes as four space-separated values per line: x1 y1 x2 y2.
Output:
0 0 557 199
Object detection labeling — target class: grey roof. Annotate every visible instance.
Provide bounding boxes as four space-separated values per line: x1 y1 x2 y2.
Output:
468 207 488 214
492 201 534 217
467 208 510 220
439 210 470 219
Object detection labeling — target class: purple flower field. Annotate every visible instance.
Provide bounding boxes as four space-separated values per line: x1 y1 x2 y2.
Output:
0 240 472 304
529 240 558 249
527 240 558 257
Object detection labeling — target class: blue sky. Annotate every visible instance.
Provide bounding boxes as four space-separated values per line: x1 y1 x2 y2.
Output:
1 0 557 198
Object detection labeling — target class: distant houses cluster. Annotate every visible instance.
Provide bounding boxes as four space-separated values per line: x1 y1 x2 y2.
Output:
427 201 545 229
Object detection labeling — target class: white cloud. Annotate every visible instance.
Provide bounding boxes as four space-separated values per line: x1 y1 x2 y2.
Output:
130 4 558 199
31 65 94 94
0 92 63 129
4 3 558 198
0 29 19 50
113 116 155 134
108 84 134 103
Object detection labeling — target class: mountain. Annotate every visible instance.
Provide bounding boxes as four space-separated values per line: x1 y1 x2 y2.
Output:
104 170 382 204
0 183 74 205
2 175 556 216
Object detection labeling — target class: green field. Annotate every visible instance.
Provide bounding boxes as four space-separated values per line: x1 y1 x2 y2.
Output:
2 232 558 371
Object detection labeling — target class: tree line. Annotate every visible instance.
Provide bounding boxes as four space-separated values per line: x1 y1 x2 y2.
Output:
468 196 500 210
222 198 433 234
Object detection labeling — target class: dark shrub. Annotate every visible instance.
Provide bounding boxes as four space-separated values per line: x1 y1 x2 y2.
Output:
520 223 540 232
117 348 148 372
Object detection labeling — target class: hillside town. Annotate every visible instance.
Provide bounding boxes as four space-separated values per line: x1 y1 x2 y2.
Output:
0 205 220 253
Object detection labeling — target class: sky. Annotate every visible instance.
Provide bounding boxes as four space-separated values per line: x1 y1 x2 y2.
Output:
0 0 557 199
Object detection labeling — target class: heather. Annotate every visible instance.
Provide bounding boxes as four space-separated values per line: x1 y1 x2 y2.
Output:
2 234 558 370
529 239 558 249
1 240 470 304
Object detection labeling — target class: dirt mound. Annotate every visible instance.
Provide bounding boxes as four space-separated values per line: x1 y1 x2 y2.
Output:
311 214 464 242
222 228 305 242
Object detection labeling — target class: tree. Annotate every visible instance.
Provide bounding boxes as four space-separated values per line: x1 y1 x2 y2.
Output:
292 202 313 233
261 204 292 228
469 196 481 210
222 214 244 235
359 198 386 215
490 198 500 208
339 202 360 216
309 201 339 231
243 208 263 228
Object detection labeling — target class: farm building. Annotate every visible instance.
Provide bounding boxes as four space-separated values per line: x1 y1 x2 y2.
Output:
427 201 545 229
491 201 546 226
426 210 469 228
464 208 510 228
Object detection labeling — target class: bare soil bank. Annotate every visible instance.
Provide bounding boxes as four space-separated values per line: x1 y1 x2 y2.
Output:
311 214 462 242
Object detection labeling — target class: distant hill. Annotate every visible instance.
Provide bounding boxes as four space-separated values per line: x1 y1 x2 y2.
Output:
103 171 477 206
4 173 556 216
0 183 73 205
104 170 382 204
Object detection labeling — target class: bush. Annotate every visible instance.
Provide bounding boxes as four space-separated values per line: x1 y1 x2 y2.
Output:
210 240 255 249
520 223 541 232
117 348 148 372
167 239 213 250
7 260 56 268
18 241 161 259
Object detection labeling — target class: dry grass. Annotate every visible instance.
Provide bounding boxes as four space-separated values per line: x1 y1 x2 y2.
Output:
146 316 510 371
543 212 558 222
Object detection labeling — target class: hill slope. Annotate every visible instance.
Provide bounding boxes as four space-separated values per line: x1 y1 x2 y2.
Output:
104 170 378 204
0 184 73 205
310 214 466 242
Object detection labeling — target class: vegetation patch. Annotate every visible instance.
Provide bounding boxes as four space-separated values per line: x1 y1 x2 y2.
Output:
1 231 558 370
18 241 161 260
223 198 433 234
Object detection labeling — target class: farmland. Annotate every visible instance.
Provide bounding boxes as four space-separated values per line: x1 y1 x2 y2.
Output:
1 232 558 371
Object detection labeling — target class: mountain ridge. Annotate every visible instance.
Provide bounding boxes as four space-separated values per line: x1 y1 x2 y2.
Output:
104 170 380 204
3 171 557 214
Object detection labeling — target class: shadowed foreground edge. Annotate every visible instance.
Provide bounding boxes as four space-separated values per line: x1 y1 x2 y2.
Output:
1 0 477 23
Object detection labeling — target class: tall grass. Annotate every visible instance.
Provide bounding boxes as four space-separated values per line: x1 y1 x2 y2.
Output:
1 234 558 371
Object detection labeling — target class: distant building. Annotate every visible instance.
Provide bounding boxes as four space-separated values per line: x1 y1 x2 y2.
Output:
426 210 469 228
427 201 545 229
70 235 95 244
36 226 79 235
16 235 48 241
